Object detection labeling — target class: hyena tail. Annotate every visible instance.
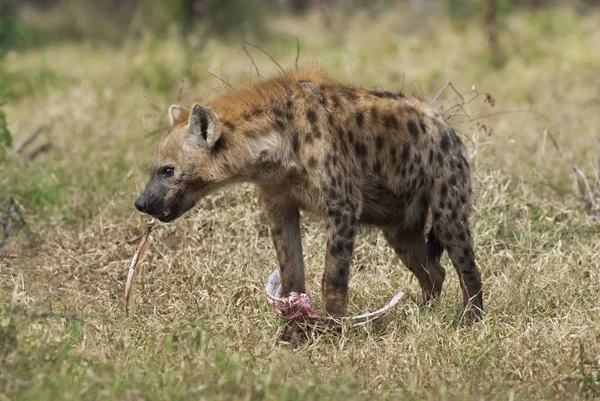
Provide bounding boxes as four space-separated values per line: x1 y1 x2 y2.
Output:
428 124 484 320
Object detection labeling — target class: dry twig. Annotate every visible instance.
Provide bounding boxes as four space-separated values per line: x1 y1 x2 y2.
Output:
124 217 157 316
16 125 50 154
195 64 233 89
430 81 464 106
242 45 261 78
28 143 54 161
244 41 285 74
291 36 300 70
573 165 597 209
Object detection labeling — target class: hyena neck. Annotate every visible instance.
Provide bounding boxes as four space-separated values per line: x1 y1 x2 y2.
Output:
207 113 295 190
244 126 296 185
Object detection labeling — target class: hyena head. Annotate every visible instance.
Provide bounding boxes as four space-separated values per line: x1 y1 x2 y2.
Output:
135 103 233 222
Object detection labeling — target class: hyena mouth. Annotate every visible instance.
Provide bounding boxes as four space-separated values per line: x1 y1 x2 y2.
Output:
157 203 181 223
157 191 184 222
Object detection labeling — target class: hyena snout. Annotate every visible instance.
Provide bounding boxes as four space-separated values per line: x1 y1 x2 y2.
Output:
134 188 162 217
134 195 147 213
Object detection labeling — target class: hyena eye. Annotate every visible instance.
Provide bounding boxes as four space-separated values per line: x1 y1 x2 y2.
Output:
161 167 175 177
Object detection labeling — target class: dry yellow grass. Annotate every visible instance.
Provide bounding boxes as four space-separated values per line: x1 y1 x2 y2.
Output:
1 4 599 400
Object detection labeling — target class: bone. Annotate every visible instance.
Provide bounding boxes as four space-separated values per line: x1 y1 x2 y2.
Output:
266 267 404 328
124 217 157 316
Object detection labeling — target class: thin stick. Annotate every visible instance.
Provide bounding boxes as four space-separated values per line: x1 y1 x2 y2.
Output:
573 165 597 208
124 217 157 316
291 36 300 70
244 41 285 74
28 143 53 161
16 125 50 154
242 45 261 78
430 81 465 106
195 63 233 89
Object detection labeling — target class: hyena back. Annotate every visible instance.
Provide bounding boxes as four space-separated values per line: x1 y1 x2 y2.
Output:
135 65 483 321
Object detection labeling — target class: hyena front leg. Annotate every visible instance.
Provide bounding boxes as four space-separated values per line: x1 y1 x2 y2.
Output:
321 195 360 318
260 192 306 295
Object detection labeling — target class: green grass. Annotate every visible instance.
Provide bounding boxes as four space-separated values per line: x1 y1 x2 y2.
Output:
1 4 600 400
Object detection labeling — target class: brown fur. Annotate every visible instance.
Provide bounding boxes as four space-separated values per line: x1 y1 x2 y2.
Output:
135 65 483 322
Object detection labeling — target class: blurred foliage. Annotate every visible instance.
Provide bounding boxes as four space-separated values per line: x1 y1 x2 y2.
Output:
0 0 33 57
443 0 512 19
0 109 12 169
208 0 267 36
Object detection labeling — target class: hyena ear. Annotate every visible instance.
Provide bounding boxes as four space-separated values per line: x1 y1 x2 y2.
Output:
188 103 221 148
168 104 189 127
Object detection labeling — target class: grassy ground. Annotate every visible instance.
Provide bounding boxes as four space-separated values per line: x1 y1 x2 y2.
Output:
1 4 600 400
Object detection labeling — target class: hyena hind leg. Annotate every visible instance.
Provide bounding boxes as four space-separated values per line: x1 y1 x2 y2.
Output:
382 227 446 303
431 184 484 321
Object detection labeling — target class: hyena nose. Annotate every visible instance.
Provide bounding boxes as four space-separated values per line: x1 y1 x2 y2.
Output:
134 197 147 213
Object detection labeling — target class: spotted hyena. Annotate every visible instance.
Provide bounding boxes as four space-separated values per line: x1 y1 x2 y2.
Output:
135 65 483 321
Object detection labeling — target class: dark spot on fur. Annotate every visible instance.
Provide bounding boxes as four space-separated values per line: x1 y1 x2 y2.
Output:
305 133 314 144
451 209 458 220
348 131 354 144
356 111 364 128
449 175 458 186
328 114 335 127
441 133 451 151
383 114 399 130
354 142 368 158
331 95 341 108
223 121 236 131
459 232 466 241
342 88 357 101
441 183 448 198
307 110 317 124
371 90 402 99
373 161 382 174
314 129 322 139
419 118 427 133
428 149 434 164
343 226 356 239
436 152 443 165
376 136 384 151
244 107 263 120
210 136 226 156
407 120 420 138
390 148 397 164
308 157 318 168
340 139 349 155
402 143 411 161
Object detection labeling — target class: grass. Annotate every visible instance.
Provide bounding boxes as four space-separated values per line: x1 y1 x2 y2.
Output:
1 4 600 400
